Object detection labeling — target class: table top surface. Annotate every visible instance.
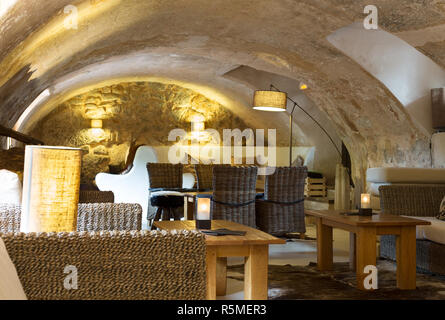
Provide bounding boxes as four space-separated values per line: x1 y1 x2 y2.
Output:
305 209 431 227
153 220 286 246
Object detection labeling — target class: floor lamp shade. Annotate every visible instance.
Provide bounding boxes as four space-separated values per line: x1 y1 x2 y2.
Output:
21 146 82 233
253 91 287 112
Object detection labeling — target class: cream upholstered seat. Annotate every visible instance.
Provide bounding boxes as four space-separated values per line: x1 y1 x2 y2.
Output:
367 167 445 196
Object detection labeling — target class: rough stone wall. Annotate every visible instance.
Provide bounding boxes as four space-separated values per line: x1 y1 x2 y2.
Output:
30 82 251 183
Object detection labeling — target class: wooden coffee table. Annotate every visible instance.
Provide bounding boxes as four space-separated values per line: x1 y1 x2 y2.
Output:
153 220 285 300
305 209 431 290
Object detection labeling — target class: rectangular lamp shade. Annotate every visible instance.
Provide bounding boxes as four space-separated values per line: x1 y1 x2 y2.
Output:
195 196 211 230
21 146 82 233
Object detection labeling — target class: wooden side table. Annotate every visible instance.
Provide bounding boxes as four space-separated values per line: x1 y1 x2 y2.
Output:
305 209 431 290
153 220 285 299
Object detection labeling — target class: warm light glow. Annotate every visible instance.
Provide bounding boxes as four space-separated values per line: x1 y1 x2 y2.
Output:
196 197 211 220
191 121 205 132
253 90 287 112
191 115 206 142
199 203 209 212
13 89 51 132
90 128 104 137
191 114 205 123
361 193 371 209
300 83 308 90
91 119 103 128
253 106 287 112
0 0 17 18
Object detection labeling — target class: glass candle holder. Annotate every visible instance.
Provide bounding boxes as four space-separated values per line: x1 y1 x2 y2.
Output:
196 196 211 230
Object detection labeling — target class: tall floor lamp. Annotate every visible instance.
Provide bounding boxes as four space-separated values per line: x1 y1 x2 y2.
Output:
252 84 342 166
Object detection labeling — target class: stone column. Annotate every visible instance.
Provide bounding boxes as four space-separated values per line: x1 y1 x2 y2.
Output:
432 132 445 168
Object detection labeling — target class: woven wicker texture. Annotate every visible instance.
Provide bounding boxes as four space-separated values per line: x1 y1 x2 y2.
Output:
211 165 257 228
379 184 445 275
194 164 230 190
2 230 207 300
256 166 307 235
0 203 142 233
79 190 114 203
0 204 21 233
146 163 183 188
194 164 214 190
77 203 142 231
379 184 445 217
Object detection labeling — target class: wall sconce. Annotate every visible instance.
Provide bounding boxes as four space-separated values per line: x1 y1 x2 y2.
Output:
91 119 103 129
21 146 82 232
191 115 206 141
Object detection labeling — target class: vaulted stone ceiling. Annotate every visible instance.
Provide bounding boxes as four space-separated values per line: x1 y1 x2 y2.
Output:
1 0 445 185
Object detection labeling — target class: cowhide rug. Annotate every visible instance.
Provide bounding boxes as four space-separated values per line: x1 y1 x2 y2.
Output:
227 260 445 299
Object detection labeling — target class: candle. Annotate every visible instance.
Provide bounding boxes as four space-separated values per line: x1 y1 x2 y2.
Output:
361 193 371 209
196 197 211 221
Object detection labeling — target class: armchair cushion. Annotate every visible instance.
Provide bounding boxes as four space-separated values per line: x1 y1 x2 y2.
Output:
0 170 22 205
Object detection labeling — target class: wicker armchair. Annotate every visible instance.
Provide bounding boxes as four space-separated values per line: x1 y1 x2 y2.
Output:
0 203 143 233
211 165 257 228
2 230 206 300
78 190 114 203
194 164 230 190
379 184 445 274
256 166 307 236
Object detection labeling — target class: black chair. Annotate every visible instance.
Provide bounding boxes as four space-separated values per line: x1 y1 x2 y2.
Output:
146 163 184 230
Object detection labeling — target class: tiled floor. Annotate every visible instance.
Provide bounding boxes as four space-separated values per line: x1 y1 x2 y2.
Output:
219 223 351 300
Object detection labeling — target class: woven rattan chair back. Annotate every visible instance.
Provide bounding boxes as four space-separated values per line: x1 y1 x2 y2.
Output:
0 203 142 233
265 166 307 202
256 166 308 235
146 163 183 188
79 190 114 203
194 164 229 190
211 165 257 227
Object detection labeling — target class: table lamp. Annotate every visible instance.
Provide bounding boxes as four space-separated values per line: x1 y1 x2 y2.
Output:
196 196 211 230
359 193 372 216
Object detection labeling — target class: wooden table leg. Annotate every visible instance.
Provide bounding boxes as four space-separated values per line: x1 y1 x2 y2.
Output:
316 217 333 271
244 245 269 300
349 232 356 271
396 226 417 290
206 247 217 300
356 227 377 290
216 257 227 296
